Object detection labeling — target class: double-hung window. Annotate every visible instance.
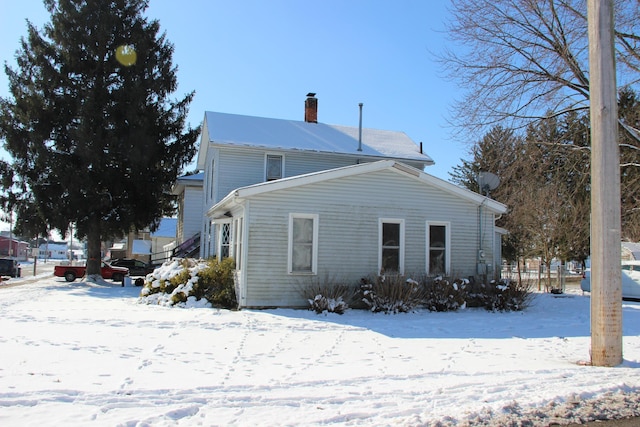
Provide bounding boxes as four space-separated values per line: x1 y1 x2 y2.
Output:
379 219 404 274
426 222 450 275
288 213 318 274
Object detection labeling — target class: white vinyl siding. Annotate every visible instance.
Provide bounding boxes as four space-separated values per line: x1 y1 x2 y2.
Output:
237 169 491 308
182 186 203 242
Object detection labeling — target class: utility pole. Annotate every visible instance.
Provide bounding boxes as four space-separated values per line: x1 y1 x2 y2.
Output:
587 0 622 366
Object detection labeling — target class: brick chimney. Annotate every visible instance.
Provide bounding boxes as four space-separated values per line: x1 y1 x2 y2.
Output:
304 93 317 123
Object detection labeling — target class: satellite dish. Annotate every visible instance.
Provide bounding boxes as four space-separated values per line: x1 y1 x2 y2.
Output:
476 172 500 196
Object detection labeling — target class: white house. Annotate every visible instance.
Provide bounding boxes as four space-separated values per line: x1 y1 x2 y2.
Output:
208 160 507 308
174 94 507 308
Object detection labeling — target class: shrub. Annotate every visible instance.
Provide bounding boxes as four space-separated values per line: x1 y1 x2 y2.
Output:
479 279 535 312
197 257 237 308
297 276 350 314
139 257 237 309
421 276 468 312
360 273 423 314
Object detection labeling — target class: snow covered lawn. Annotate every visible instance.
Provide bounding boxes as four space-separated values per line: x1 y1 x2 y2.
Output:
0 277 639 426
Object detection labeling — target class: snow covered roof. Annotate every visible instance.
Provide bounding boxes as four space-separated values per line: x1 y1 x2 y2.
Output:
196 111 434 169
171 173 203 195
622 242 640 260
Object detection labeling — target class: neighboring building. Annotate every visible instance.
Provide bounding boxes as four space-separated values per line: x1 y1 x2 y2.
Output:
107 218 177 264
173 93 507 308
0 235 29 261
38 242 70 260
622 242 640 261
151 217 177 264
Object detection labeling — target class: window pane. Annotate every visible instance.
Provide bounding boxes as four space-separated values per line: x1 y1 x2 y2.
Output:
383 223 400 246
430 225 445 248
382 248 400 272
293 218 313 243
267 155 282 180
430 249 445 274
293 245 312 271
220 223 231 259
292 217 313 272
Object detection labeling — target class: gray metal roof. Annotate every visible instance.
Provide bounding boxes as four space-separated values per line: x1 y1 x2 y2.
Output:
197 111 434 167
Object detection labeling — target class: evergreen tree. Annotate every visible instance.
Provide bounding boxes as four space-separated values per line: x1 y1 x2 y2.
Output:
0 0 198 277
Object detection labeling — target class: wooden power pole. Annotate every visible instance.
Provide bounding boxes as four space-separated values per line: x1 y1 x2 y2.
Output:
587 0 622 366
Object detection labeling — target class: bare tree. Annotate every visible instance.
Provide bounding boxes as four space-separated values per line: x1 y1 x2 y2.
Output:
440 0 640 136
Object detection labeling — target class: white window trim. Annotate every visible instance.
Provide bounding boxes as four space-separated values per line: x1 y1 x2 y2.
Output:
233 217 243 270
288 213 319 275
378 218 405 275
265 153 285 181
426 221 451 276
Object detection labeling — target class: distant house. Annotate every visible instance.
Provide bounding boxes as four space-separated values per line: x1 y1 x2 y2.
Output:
151 217 177 263
622 242 640 261
173 94 507 308
0 235 29 261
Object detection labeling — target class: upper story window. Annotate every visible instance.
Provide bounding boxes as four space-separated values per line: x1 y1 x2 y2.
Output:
209 158 215 201
266 154 283 181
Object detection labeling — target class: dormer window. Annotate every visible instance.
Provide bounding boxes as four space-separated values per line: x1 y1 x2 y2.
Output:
266 154 283 181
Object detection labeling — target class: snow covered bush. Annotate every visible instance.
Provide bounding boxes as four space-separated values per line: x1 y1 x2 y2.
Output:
297 277 350 314
421 276 468 312
359 273 423 314
195 257 236 308
138 257 236 309
479 279 535 312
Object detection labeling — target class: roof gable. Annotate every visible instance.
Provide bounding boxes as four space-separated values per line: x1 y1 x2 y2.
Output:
197 111 433 169
212 160 507 215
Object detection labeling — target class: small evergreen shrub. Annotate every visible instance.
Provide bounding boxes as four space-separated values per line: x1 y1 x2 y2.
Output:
139 257 237 309
298 276 350 314
421 276 468 312
197 257 237 308
360 273 423 314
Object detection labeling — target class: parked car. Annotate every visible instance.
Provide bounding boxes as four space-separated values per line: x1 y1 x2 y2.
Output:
109 259 155 277
0 258 20 278
54 262 129 283
580 260 640 300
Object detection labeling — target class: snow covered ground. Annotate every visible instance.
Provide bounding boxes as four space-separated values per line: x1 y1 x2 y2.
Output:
0 273 639 426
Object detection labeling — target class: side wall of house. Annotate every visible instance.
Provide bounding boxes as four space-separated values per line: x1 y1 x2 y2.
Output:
182 186 203 242
241 169 496 308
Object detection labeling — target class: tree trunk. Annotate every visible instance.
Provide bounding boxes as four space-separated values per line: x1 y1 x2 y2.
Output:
85 217 102 277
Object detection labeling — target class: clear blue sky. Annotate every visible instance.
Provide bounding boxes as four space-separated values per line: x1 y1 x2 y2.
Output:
0 0 468 181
